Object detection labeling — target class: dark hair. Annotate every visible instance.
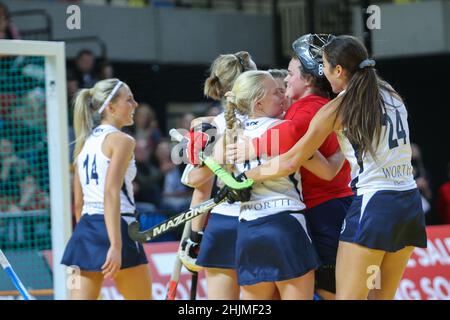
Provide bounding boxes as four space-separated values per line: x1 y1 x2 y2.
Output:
0 1 15 40
324 35 396 159
76 49 95 60
0 2 10 18
292 55 333 99
66 69 77 82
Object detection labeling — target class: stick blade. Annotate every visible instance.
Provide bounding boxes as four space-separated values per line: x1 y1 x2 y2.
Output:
127 221 148 243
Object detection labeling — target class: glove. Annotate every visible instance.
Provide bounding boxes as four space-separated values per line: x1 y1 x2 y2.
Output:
185 123 217 166
179 230 204 273
214 173 251 204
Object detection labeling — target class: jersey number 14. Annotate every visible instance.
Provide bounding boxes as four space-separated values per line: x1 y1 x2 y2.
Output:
83 154 99 185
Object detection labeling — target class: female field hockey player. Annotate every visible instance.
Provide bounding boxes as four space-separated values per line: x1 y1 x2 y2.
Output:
178 52 257 299
228 34 354 299
227 36 427 300
61 79 152 300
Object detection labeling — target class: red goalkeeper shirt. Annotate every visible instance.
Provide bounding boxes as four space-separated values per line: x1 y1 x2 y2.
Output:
256 94 353 208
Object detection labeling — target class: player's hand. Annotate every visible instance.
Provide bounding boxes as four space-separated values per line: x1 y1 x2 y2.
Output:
102 245 122 279
186 130 209 165
179 230 204 273
184 123 217 166
215 173 252 204
190 116 214 129
226 136 255 163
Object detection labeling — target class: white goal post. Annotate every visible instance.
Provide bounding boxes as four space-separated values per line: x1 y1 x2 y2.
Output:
0 39 71 300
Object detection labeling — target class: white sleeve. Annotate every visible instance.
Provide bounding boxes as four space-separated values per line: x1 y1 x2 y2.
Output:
213 113 226 135
180 164 196 187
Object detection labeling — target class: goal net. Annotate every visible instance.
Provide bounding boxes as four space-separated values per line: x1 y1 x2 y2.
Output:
0 40 71 300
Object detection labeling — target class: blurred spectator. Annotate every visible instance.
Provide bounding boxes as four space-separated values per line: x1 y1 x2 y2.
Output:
0 2 20 40
0 93 16 117
17 174 49 211
411 143 433 215
71 49 98 88
153 139 192 213
96 59 114 80
133 136 163 206
436 162 450 225
67 69 80 124
5 99 47 168
0 138 28 204
179 112 194 131
206 103 222 117
67 69 79 161
129 102 162 160
22 86 47 129
0 196 18 212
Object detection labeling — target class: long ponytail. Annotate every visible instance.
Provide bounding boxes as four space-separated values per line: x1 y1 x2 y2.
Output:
73 88 95 163
72 78 124 163
204 51 257 101
324 36 386 159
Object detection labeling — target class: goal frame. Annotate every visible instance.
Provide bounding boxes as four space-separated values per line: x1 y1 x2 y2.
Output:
0 39 71 300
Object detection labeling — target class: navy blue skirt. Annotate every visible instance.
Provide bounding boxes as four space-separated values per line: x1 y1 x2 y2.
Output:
340 188 427 252
61 214 148 271
197 213 238 269
305 196 354 265
236 212 321 286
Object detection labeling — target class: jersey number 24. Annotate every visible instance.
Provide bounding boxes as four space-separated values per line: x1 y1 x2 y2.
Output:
383 109 407 150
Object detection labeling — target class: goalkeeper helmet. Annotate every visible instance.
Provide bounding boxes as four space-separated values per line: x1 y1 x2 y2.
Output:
292 33 336 78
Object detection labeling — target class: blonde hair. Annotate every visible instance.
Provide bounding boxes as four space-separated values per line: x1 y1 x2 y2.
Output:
223 70 272 162
204 51 256 101
73 78 124 162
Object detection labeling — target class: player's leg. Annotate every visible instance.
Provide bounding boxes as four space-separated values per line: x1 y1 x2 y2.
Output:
276 270 315 300
305 196 353 300
335 241 385 300
205 267 240 300
70 270 104 300
115 264 152 300
197 212 240 300
368 246 414 300
241 281 277 300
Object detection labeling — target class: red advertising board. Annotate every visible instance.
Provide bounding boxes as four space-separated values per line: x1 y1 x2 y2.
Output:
395 225 450 300
101 242 207 300
34 225 450 300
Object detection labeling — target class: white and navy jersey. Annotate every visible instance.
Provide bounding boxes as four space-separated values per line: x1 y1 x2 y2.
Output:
235 117 306 221
210 112 247 217
336 89 417 196
77 124 137 215
213 112 246 135
181 112 247 217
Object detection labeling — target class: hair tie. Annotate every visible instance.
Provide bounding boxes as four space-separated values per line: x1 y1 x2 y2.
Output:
359 59 376 69
235 55 246 72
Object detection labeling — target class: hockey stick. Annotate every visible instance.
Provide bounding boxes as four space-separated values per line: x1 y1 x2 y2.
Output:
190 272 198 300
128 129 253 242
128 197 226 243
0 249 33 300
169 129 254 190
165 220 192 300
